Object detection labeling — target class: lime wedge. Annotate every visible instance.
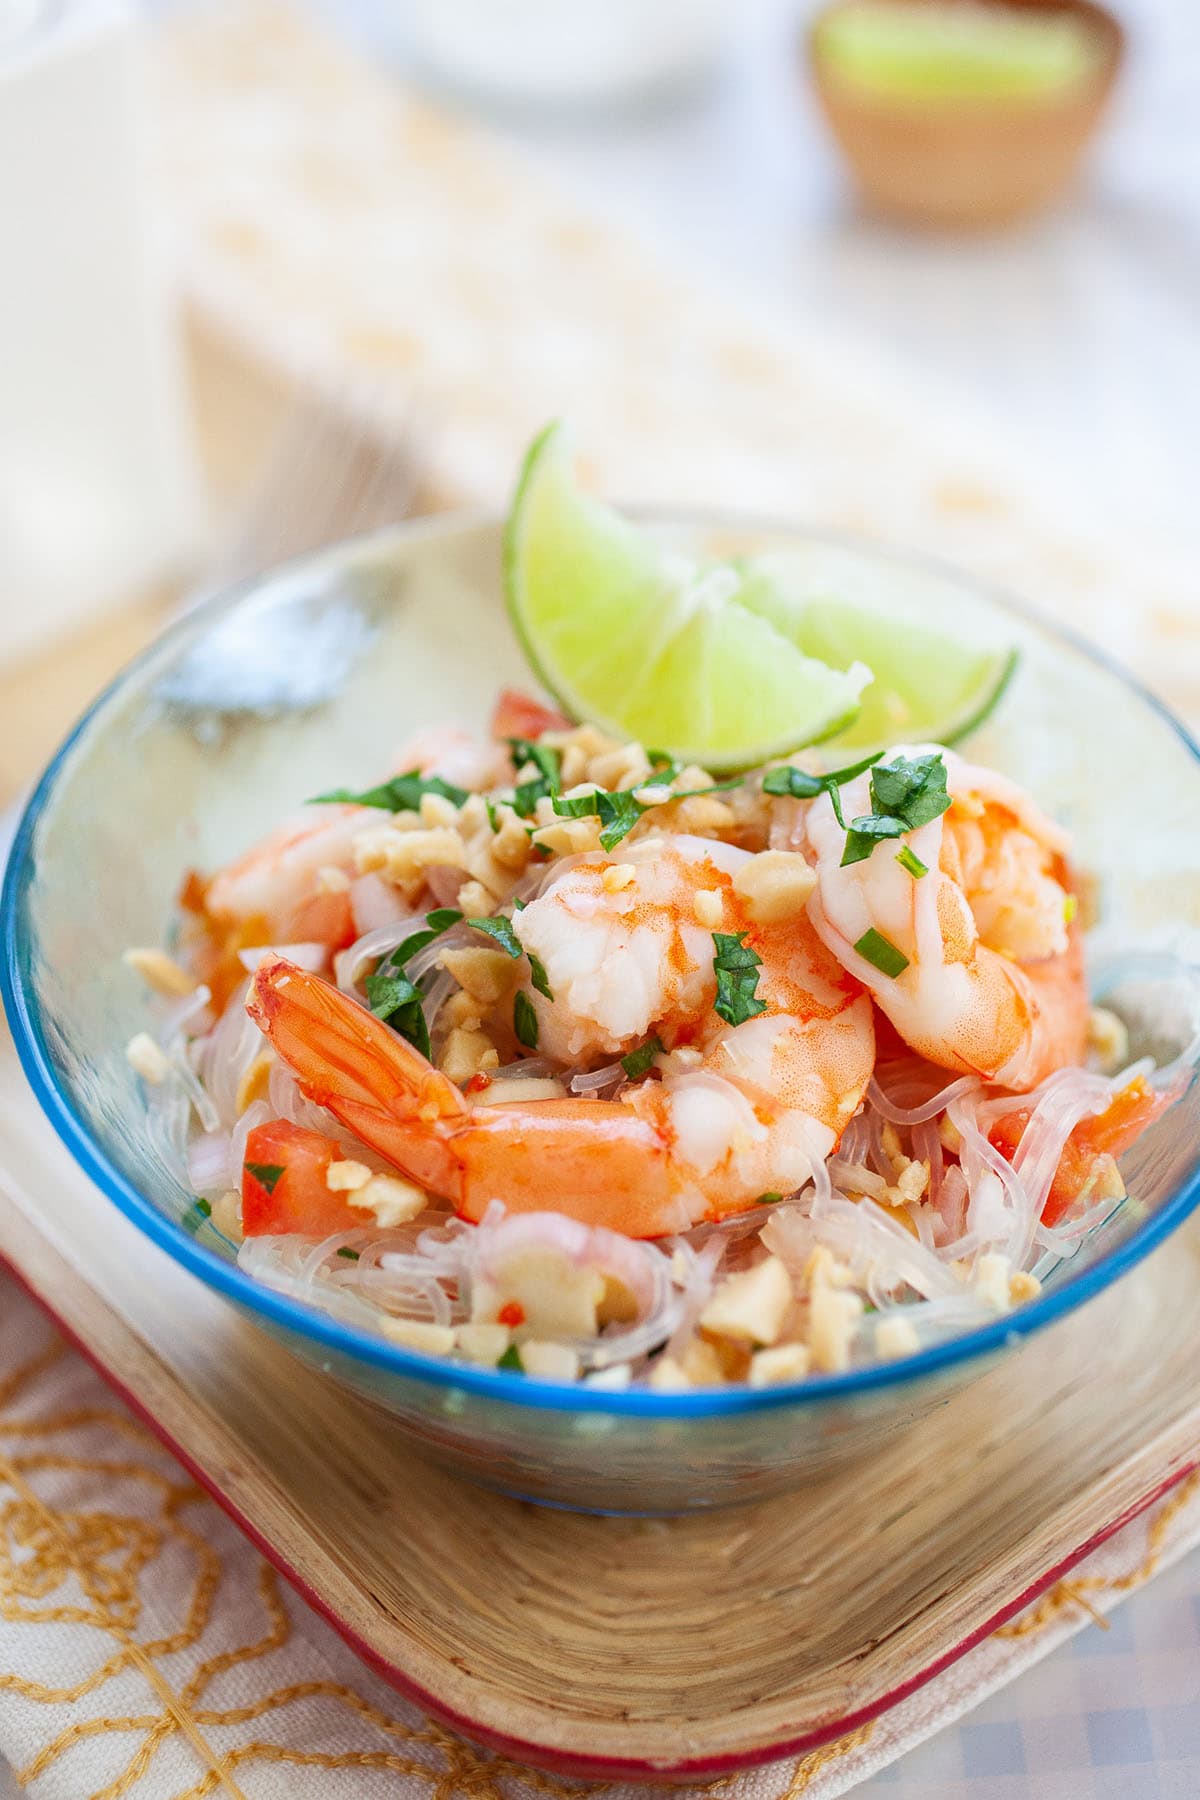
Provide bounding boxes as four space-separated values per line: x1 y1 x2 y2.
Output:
503 424 871 771
733 574 1016 751
814 2 1103 104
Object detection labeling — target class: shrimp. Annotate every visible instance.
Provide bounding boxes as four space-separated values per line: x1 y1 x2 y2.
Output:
245 835 876 1237
800 747 1088 1092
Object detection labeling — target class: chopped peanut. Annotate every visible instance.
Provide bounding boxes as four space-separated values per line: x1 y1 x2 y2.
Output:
602 863 637 894
480 1076 566 1104
749 1343 810 1386
472 1246 607 1338
235 1049 275 1116
732 851 816 924
874 1315 920 1360
125 1033 172 1084
326 1159 372 1193
419 791 460 829
632 783 674 807
439 945 519 1006
597 1274 639 1325
1088 1006 1129 1075
680 1334 729 1386
803 1245 857 1290
456 879 494 918
700 1256 792 1346
881 1122 905 1172
211 1190 244 1242
123 947 197 998
674 795 736 834
349 1174 429 1228
455 1322 511 1366
938 1116 963 1156
381 1318 456 1355
532 817 603 856
693 888 724 928
808 1286 864 1373
489 804 534 873
648 1355 690 1392
974 1252 1011 1314
439 1026 499 1084
519 1341 582 1381
440 990 483 1032
1009 1270 1042 1305
316 864 351 894
895 1158 930 1204
590 742 652 791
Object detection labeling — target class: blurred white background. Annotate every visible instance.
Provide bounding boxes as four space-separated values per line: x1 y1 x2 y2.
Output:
319 0 1200 555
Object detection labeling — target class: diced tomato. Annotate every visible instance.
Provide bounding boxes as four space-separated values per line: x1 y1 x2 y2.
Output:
497 1300 526 1327
989 1077 1171 1229
241 1118 365 1237
490 688 570 743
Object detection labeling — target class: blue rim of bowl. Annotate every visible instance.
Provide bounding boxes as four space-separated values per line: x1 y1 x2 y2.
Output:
5 513 1200 1419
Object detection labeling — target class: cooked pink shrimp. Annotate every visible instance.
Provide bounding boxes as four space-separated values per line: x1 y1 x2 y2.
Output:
246 836 876 1237
799 747 1087 1091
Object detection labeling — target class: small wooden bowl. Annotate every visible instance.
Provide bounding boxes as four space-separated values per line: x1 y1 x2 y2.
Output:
808 0 1124 229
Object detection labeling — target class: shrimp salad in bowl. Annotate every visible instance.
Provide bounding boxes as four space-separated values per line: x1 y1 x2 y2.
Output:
124 688 1195 1393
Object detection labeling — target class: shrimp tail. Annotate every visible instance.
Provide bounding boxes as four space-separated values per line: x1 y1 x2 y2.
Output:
247 956 467 1194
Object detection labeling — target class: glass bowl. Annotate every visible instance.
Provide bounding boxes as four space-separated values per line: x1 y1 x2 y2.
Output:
5 512 1200 1515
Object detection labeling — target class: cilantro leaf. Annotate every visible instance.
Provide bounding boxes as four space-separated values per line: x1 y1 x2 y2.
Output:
310 771 469 811
869 751 951 830
841 813 907 867
853 928 910 978
754 1191 783 1206
467 915 522 957
895 845 928 879
551 787 648 851
337 1246 360 1261
712 931 768 1028
507 737 561 818
620 1035 664 1080
375 909 462 979
513 990 539 1049
497 1344 524 1373
507 737 561 789
244 1162 284 1195
527 953 554 1001
763 753 882 831
365 968 431 1059
181 1196 212 1234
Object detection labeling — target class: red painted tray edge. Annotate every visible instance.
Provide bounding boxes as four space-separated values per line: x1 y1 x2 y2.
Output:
5 1251 1192 1785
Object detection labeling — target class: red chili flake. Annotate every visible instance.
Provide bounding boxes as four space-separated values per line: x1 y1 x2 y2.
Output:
497 1301 526 1328
465 1071 492 1095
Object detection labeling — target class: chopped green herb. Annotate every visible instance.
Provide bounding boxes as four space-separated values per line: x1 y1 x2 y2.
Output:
513 990 539 1050
506 737 561 817
310 770 469 811
854 928 910 978
895 845 929 879
507 737 561 789
527 952 554 1002
375 908 462 979
485 798 500 832
181 1196 212 1233
364 969 431 1059
551 786 648 851
763 752 882 830
337 1246 360 1261
754 1191 784 1206
244 1162 284 1195
712 930 768 1028
646 748 685 785
512 895 527 911
467 915 522 958
497 1344 524 1373
869 751 951 831
620 1035 664 1080
841 813 907 867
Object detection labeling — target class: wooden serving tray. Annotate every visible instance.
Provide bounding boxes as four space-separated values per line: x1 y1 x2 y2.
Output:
1 1025 1199 1781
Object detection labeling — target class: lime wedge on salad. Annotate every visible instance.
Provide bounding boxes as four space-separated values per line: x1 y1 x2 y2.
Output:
503 422 1015 771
